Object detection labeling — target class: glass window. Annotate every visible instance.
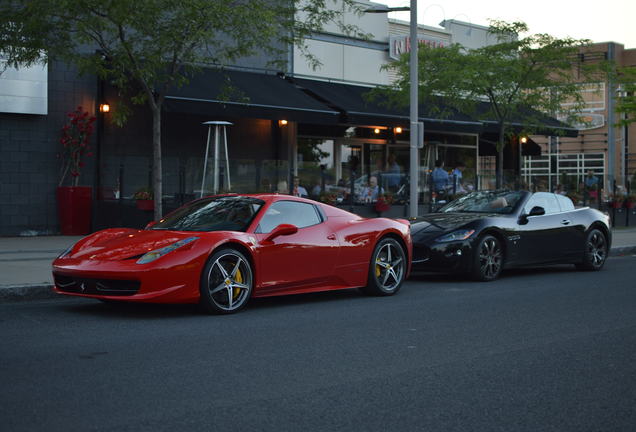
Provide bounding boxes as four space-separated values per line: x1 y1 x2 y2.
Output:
439 191 524 214
556 194 575 212
297 138 335 199
151 196 264 232
524 192 560 215
257 201 322 233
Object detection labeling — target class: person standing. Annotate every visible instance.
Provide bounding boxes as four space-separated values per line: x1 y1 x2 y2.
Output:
432 159 449 195
451 162 466 194
585 170 599 198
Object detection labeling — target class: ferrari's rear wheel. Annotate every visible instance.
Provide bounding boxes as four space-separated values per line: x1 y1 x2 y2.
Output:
576 228 607 271
360 237 406 296
472 235 503 281
200 248 253 314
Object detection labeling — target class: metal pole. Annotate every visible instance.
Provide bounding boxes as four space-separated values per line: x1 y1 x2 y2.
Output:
214 125 220 193
409 0 419 218
224 126 231 191
200 125 211 198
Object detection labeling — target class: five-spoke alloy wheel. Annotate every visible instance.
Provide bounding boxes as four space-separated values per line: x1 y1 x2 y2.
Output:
472 234 504 281
200 248 253 314
576 228 607 271
361 237 406 296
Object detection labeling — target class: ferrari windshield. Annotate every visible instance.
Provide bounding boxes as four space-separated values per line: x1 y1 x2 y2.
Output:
439 191 524 214
151 196 264 232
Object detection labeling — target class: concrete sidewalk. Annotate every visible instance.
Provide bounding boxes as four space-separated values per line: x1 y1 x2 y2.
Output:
1 229 636 301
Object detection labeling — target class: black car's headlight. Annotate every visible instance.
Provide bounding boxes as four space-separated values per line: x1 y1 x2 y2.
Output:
136 237 199 264
435 229 475 243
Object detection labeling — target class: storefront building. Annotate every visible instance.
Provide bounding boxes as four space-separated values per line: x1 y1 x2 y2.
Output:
527 42 636 196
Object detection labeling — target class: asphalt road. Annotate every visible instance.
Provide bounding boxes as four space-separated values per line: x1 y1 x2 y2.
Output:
2 257 636 432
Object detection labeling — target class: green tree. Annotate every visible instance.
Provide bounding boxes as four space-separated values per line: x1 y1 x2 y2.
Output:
0 1 49 73
616 66 636 126
383 21 605 188
6 0 366 218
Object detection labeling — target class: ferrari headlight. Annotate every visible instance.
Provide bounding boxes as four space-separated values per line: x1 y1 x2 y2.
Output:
435 229 475 243
136 237 199 264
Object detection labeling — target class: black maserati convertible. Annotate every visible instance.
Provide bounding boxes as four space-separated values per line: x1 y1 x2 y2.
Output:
411 190 611 281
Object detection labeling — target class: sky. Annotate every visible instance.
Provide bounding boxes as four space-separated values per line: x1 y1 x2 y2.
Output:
376 0 636 49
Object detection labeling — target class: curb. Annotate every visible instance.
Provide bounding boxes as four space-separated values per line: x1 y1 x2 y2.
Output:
0 284 57 302
1 246 635 303
609 245 636 257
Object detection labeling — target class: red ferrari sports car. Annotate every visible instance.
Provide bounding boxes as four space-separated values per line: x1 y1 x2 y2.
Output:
52 194 412 314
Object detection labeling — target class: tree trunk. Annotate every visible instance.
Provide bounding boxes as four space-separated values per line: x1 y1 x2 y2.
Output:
151 104 163 219
496 122 506 189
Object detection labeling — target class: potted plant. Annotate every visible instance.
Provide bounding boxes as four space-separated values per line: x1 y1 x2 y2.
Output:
133 187 154 211
608 194 624 209
57 106 96 235
624 194 636 209
374 193 392 217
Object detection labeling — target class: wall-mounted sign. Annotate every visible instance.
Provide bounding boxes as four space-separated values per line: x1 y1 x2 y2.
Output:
558 112 605 131
0 55 47 115
389 35 448 60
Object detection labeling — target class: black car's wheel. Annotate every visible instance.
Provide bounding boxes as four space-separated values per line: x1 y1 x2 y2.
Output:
361 237 406 296
576 228 607 271
471 234 504 281
200 248 253 314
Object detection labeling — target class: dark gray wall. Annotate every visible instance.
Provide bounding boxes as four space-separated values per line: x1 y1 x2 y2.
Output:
0 61 97 236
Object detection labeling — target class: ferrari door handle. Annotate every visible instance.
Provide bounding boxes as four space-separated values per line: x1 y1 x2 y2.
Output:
327 234 337 240
561 219 571 225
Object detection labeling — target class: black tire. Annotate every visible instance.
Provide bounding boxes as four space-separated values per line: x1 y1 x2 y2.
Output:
199 248 253 314
575 228 607 271
471 234 504 281
360 237 406 296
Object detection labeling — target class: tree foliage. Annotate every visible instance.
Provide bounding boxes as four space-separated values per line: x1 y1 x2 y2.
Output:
616 66 636 126
4 0 366 218
382 21 606 187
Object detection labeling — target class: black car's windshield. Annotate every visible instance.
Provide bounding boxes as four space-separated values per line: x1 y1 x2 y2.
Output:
439 191 524 214
151 196 264 232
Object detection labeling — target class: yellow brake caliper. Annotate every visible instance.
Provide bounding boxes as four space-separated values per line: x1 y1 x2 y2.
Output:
233 268 243 300
375 260 381 277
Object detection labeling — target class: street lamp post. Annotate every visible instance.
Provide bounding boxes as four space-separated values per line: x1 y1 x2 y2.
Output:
408 0 418 218
365 2 419 218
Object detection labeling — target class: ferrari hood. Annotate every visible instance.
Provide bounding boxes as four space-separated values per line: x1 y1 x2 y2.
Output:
69 228 201 261
410 212 494 237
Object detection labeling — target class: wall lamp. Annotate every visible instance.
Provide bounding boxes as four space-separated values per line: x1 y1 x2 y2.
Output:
99 103 111 113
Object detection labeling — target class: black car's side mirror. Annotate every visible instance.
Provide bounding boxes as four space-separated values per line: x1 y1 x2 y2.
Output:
264 224 298 242
528 206 546 217
518 206 545 225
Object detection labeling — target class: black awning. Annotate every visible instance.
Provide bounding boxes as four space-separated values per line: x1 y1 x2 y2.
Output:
292 78 483 133
479 136 542 156
477 102 578 138
164 69 340 124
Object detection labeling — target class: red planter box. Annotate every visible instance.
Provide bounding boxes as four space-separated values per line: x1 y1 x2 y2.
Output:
57 186 92 235
136 199 154 211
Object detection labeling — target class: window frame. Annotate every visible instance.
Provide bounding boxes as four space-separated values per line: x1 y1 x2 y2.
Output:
255 200 324 234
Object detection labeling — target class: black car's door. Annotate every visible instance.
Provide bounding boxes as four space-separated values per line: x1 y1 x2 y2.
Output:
516 192 573 263
555 194 587 259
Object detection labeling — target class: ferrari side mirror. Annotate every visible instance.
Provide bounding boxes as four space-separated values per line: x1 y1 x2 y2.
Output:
264 224 298 242
145 220 157 229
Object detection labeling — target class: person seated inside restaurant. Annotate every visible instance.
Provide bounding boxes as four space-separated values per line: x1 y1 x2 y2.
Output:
292 176 308 198
359 176 384 203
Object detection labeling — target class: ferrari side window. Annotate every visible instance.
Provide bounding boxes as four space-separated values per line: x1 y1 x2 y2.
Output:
258 201 322 233
524 192 560 215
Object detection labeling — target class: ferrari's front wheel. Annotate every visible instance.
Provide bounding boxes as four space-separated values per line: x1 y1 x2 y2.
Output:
471 234 504 281
361 237 406 296
200 248 253 314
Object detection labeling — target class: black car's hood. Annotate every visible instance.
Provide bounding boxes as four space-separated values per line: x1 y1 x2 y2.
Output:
410 212 498 237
